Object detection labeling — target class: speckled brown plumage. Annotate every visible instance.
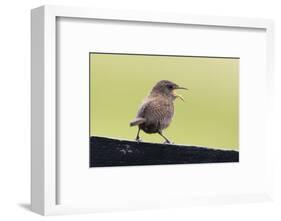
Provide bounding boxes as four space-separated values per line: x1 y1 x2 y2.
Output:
130 80 187 144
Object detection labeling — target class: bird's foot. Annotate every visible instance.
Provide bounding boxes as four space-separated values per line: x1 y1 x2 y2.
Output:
135 137 142 142
163 140 174 144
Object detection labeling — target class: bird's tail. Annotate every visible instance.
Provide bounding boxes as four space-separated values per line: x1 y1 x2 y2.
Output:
130 117 146 127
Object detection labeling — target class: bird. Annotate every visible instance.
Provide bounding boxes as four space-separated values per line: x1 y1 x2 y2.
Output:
130 80 187 144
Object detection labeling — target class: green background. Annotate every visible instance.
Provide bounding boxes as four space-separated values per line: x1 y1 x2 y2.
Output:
90 53 239 150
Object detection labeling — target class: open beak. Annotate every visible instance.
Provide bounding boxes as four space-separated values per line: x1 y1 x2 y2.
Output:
173 86 188 102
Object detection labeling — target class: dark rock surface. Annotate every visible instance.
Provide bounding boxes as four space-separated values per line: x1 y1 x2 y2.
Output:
90 136 239 167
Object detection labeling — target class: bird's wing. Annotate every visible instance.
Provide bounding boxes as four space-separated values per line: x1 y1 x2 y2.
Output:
137 98 172 124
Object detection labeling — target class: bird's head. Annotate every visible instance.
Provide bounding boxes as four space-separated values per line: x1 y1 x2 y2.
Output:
151 80 188 101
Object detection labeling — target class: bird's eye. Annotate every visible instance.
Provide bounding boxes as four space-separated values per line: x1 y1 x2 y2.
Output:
167 84 174 90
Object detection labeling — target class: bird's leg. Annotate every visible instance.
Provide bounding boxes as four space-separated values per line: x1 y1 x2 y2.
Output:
158 131 172 144
135 127 142 142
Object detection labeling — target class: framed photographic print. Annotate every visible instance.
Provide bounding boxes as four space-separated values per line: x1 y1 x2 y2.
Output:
31 5 274 215
89 52 239 167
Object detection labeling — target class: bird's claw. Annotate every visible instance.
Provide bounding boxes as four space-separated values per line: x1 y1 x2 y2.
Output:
163 140 174 144
135 137 142 142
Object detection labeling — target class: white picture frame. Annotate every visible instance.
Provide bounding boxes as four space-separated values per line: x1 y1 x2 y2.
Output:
31 5 274 216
